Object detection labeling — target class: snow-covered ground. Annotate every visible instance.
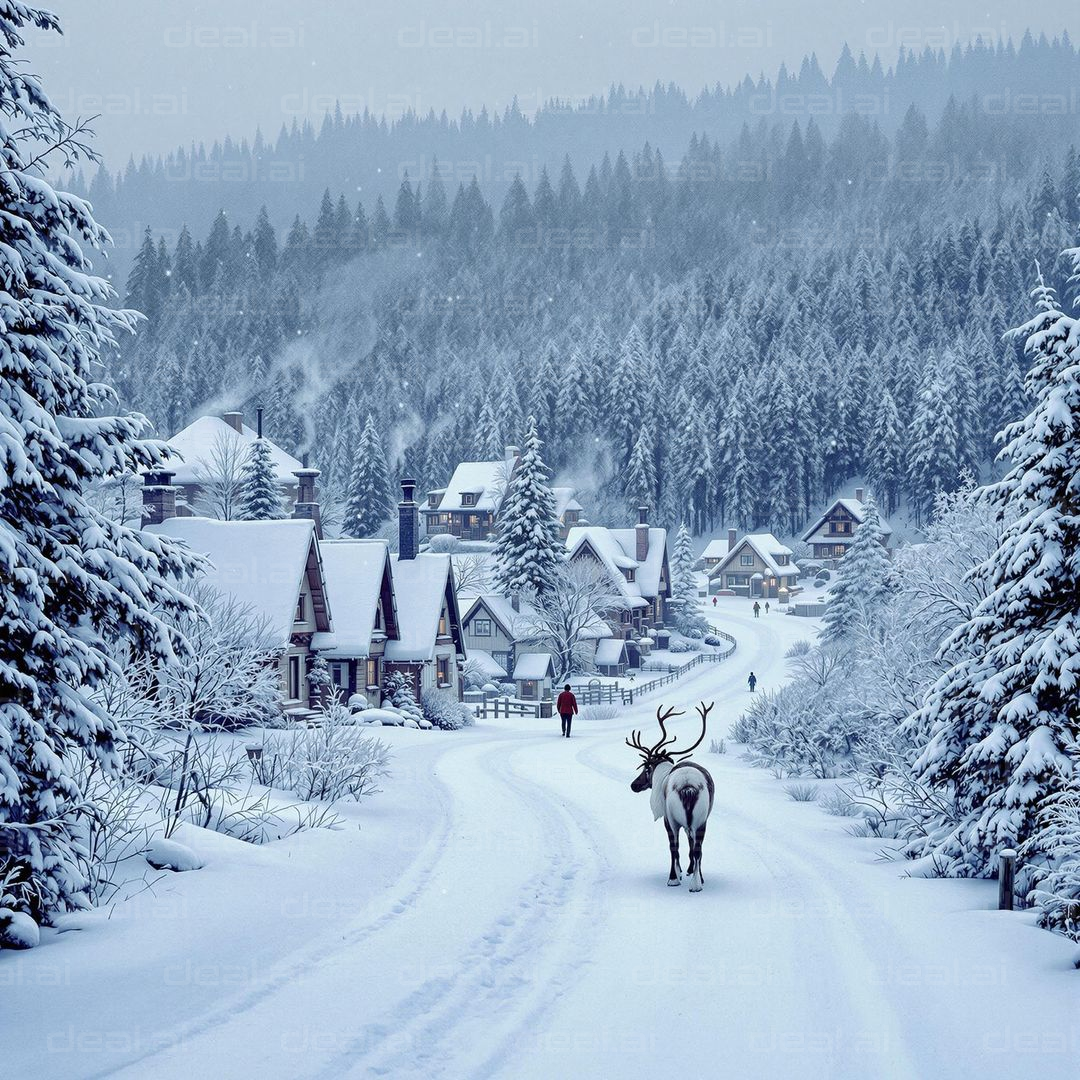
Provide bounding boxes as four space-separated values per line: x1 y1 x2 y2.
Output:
5 598 1077 1079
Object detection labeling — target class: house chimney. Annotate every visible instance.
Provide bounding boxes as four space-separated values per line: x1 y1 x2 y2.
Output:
855 487 865 503
143 470 177 523
511 593 520 612
399 477 419 560
505 445 520 463
256 407 264 438
222 411 243 434
636 506 649 562
728 528 738 553
292 464 322 538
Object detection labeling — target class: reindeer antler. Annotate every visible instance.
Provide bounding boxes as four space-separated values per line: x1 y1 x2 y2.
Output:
672 701 713 759
626 704 684 760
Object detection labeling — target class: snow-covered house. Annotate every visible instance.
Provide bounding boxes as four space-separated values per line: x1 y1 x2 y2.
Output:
425 447 584 541
386 480 467 699
147 515 331 714
309 540 399 706
565 508 670 647
701 530 739 569
707 532 800 599
512 652 556 701
158 408 303 516
802 488 894 561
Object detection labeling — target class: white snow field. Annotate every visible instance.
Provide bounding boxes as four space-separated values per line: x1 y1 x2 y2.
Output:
5 598 1078 1080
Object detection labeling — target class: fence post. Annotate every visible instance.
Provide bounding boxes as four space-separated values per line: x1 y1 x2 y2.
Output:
998 849 1016 911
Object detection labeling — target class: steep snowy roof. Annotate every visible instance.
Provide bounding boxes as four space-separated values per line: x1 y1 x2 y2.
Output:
310 540 394 658
467 649 510 678
565 526 667 606
149 517 324 643
465 593 538 638
513 652 554 680
385 553 453 661
702 538 731 560
163 415 303 486
710 533 800 580
430 458 513 513
552 487 583 519
802 497 894 542
594 638 628 666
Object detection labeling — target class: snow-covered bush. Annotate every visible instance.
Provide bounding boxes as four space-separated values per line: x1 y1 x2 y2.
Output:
421 690 475 731
347 693 370 713
578 703 619 721
253 720 391 803
427 533 461 553
1030 790 1080 940
668 639 695 654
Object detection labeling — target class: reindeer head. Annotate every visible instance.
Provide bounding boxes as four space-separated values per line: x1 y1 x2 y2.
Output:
627 702 713 792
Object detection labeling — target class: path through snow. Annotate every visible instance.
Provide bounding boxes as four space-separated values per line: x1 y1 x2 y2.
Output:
5 598 1078 1079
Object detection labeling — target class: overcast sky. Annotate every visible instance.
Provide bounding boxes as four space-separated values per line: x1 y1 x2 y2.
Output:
25 1 1078 168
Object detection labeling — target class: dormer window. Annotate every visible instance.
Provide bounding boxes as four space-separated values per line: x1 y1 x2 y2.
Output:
565 510 579 524
295 594 305 622
776 554 789 566
438 611 448 636
461 492 476 507
624 568 636 582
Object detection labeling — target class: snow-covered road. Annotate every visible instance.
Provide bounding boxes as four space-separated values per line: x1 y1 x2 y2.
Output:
7 598 1079 1079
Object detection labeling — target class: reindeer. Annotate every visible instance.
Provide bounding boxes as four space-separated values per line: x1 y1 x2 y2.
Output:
627 703 715 892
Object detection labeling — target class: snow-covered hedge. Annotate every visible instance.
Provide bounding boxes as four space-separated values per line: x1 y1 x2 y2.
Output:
421 691 475 731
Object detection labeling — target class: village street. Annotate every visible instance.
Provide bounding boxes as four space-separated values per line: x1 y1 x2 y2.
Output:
7 598 1078 1080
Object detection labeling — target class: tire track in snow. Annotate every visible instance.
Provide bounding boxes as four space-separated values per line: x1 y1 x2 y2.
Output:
309 734 611 1080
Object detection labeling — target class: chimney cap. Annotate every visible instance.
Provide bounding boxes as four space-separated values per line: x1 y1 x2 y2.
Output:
637 506 649 526
144 469 176 486
505 445 520 460
292 466 321 479
855 487 865 503
222 410 243 433
401 477 417 502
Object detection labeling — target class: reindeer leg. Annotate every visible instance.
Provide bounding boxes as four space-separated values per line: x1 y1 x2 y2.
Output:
665 819 681 886
689 824 706 892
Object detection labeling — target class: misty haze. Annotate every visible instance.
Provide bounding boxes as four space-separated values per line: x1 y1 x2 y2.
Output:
3 4 1080 1079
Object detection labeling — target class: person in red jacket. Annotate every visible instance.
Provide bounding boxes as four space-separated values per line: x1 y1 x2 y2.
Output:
556 684 578 738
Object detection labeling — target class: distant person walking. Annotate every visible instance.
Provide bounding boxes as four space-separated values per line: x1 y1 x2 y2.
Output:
748 672 758 693
753 601 761 618
556 684 578 738
712 595 717 607
765 601 770 614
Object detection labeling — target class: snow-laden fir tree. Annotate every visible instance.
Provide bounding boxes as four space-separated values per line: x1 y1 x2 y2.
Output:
669 523 708 638
625 424 657 511
342 413 393 538
491 417 563 596
911 260 1080 893
239 437 286 520
821 495 893 642
0 5 201 922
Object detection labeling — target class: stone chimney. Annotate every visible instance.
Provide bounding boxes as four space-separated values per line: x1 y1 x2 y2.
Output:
292 457 323 539
636 506 650 563
398 478 419 560
143 469 177 523
728 528 738 553
855 487 865 503
222 411 243 434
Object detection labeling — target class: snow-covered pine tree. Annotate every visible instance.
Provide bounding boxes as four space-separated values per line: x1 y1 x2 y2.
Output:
0 6 201 922
865 386 905 517
911 260 1080 893
239 437 286 520
342 413 393 538
625 424 657 511
669 523 708 638
491 417 563 596
821 495 893 642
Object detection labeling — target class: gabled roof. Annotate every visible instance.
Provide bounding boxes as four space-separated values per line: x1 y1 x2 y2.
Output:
709 533 800 580
467 649 510 679
701 538 731 560
464 593 536 639
802 497 894 542
552 487 583 520
149 517 329 643
164 415 302 486
311 540 398 658
385 553 463 662
594 638 629 666
513 652 555 681
429 457 514 513
565 526 669 606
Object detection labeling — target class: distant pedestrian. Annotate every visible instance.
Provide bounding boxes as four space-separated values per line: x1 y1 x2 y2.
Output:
765 601 770 614
753 601 761 618
556 683 578 738
712 595 717 607
748 672 758 693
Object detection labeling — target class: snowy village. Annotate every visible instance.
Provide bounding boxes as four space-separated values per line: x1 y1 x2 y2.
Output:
3 4 1080 1079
